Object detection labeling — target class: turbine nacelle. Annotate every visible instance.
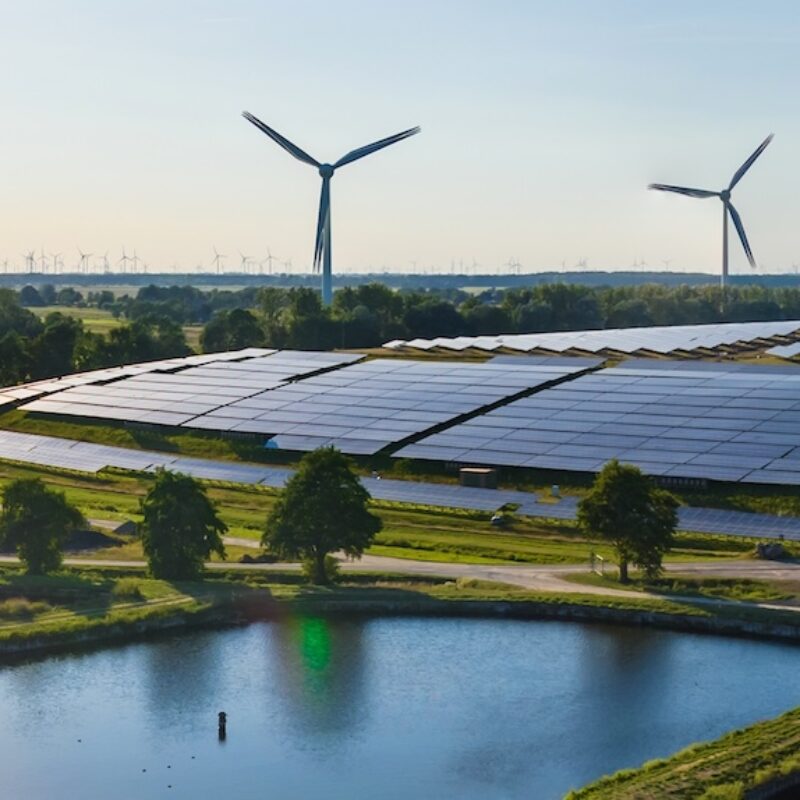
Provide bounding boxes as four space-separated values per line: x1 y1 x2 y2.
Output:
318 164 335 179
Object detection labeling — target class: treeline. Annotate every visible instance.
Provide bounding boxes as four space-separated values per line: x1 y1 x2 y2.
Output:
18 282 260 324
8 281 800 365
0 289 189 386
199 283 800 352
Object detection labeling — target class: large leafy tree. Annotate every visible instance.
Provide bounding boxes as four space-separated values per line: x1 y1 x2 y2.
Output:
140 470 227 580
264 447 382 585
0 479 85 574
577 460 678 583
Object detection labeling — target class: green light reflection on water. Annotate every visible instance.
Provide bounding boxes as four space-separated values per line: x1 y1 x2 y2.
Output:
300 616 332 674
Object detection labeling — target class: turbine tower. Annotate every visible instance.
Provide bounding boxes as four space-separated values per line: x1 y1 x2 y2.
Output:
242 111 420 305
648 134 773 290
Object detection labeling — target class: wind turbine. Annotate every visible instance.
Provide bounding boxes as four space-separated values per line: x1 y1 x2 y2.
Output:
242 111 420 305
23 250 35 273
211 247 226 275
262 248 276 275
239 251 251 272
51 252 63 273
648 134 773 290
118 247 131 273
77 247 93 273
131 250 140 273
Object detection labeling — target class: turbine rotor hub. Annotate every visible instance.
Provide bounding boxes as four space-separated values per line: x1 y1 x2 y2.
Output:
319 164 334 178
721 190 731 202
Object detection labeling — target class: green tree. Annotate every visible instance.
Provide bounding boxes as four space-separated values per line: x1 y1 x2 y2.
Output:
264 447 382 584
0 479 84 574
577 460 678 582
139 470 227 579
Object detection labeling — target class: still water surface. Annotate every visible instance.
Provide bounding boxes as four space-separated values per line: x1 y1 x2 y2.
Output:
2 618 799 800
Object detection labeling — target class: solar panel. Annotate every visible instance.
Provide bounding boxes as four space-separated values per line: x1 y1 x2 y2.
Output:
401 358 800 485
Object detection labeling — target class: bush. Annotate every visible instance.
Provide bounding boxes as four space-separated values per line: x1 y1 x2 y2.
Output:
112 578 144 601
698 783 744 800
0 597 51 619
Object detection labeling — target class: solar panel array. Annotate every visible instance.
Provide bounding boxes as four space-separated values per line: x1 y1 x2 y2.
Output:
384 319 800 358
20 351 362 427
0 348 275 410
397 360 800 485
184 356 601 455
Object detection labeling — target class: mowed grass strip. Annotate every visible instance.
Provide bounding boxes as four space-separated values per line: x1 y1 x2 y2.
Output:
564 573 799 604
566 706 800 800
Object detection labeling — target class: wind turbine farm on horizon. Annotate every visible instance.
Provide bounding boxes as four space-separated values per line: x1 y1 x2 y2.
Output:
1 120 794 284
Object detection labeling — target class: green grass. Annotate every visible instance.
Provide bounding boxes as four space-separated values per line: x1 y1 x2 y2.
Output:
36 306 124 335
564 573 798 604
0 459 758 571
566 706 800 799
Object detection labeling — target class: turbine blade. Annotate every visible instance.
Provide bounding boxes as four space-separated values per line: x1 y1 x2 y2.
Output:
241 112 320 168
727 202 756 268
728 133 774 191
648 183 718 199
313 178 330 273
334 126 421 169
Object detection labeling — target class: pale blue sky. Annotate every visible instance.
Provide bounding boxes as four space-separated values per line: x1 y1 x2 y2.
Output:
1 1 798 275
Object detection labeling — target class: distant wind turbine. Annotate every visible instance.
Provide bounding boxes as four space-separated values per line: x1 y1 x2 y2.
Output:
242 111 420 305
239 251 251 272
118 247 131 273
211 247 226 275
77 247 93 273
648 134 773 290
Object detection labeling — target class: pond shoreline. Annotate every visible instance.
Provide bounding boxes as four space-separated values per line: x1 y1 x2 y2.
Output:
2 591 799 662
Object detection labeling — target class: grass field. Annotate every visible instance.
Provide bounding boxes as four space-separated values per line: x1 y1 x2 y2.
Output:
34 305 203 352
36 306 124 335
0 459 756 568
567 705 800 799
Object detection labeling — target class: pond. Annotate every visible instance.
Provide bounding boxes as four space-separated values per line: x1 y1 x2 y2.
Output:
2 617 798 799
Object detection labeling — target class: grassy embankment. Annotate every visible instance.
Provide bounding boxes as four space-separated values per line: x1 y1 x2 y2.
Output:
0 567 234 650
3 566 800 659
566 706 800 800
564 572 800 604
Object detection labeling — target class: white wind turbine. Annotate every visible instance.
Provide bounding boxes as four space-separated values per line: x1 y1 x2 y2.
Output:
77 247 93 273
649 134 773 290
118 247 132 273
242 111 420 305
211 247 226 275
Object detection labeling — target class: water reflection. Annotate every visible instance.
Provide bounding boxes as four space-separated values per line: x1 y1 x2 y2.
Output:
0 618 797 800
268 616 368 741
142 633 226 734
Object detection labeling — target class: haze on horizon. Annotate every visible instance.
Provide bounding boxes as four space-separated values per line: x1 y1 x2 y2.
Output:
1 0 798 276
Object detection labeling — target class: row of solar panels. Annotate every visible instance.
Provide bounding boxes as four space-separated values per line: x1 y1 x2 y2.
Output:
384 319 800 357
7 345 800 486
398 360 800 485
17 353 599 455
